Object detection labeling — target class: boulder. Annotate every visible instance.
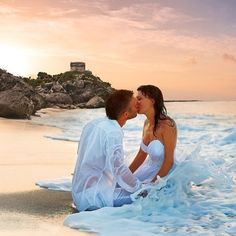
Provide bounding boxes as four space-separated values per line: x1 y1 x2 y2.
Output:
0 89 35 119
0 69 45 119
85 95 105 108
50 83 66 93
45 92 73 105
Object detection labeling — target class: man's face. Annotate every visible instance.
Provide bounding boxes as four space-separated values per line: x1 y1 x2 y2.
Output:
127 96 138 119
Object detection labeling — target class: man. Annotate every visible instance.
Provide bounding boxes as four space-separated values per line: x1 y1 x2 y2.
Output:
72 89 141 211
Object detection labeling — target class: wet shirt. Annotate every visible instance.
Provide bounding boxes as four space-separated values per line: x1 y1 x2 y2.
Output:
72 117 141 211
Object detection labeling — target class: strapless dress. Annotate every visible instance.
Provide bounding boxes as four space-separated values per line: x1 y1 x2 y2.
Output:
134 140 175 183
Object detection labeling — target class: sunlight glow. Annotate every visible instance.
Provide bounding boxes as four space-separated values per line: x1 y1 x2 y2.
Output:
0 44 29 76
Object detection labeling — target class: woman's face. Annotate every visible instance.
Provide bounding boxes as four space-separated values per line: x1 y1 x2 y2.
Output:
136 91 154 114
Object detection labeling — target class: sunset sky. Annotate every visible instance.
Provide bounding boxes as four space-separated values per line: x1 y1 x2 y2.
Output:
0 0 236 100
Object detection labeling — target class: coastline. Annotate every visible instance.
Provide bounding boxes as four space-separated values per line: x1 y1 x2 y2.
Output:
0 117 93 236
165 99 200 102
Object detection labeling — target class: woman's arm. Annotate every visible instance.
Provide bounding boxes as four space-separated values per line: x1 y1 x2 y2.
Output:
129 148 147 173
129 120 148 173
152 120 177 182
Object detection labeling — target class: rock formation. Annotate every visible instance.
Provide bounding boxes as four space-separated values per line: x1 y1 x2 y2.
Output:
0 69 115 119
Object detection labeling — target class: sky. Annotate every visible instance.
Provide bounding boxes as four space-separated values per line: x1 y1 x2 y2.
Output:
0 0 236 100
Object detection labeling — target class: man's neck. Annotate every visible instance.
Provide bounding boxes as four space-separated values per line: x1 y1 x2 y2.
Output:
117 117 126 127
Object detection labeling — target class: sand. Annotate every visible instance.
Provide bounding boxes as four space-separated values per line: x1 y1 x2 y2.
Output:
0 117 95 236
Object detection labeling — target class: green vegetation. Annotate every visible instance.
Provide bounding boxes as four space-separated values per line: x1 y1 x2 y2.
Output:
21 70 110 89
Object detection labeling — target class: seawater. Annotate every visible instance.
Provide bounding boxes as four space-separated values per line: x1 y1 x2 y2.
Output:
32 101 236 236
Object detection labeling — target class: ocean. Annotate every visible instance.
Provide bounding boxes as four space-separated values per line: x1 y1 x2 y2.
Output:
32 101 236 236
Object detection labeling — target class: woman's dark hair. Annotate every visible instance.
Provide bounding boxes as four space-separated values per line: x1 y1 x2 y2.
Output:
137 85 167 132
105 89 134 120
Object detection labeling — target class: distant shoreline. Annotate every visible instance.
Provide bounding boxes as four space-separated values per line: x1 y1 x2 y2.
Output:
165 99 200 103
165 99 236 102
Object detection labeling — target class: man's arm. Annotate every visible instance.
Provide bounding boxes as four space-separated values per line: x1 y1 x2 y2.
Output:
112 146 141 192
129 148 147 173
129 119 147 173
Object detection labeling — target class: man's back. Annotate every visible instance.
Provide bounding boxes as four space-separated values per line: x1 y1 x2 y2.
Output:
72 117 124 211
71 89 142 211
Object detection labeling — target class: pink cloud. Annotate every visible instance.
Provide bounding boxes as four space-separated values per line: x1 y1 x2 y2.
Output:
223 53 236 63
186 57 197 65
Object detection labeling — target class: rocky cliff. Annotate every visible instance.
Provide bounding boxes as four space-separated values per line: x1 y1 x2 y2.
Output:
0 69 115 119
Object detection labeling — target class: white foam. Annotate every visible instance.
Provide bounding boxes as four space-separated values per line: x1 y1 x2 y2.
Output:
64 146 235 235
36 177 72 192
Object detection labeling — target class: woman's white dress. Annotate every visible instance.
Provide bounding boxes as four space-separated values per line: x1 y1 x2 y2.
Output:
113 139 176 206
134 140 167 182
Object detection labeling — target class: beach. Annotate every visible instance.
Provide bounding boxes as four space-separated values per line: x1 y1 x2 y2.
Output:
0 102 235 236
0 116 94 236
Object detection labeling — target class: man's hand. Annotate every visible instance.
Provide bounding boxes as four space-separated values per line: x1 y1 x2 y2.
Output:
137 189 148 198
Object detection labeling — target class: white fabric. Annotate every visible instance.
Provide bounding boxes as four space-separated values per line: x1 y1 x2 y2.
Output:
134 140 176 183
72 117 141 211
36 177 72 192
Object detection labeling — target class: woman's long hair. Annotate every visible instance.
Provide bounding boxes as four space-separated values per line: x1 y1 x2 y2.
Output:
137 85 167 133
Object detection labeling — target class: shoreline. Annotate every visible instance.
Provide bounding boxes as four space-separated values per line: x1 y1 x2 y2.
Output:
165 99 200 103
0 118 93 236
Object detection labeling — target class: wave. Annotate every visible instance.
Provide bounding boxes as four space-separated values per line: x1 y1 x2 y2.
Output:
64 145 236 235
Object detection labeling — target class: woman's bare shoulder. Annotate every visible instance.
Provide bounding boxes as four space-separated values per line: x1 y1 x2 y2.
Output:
161 117 176 128
143 119 149 126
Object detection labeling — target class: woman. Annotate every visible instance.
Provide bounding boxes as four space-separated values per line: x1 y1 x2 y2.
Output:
129 85 177 183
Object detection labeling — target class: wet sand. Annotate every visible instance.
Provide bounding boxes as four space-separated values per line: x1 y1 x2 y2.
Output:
0 117 95 236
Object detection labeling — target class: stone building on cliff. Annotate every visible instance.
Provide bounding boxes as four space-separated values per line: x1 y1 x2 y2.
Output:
70 62 85 72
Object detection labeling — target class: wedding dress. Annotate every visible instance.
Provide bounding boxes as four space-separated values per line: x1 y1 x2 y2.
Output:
134 140 166 182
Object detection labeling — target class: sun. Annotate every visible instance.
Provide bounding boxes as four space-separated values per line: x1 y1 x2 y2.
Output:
0 44 29 76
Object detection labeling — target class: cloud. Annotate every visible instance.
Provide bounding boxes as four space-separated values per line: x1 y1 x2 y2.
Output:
1 0 236 72
222 53 236 63
0 4 23 16
186 57 197 65
107 3 201 31
38 8 78 17
152 6 201 24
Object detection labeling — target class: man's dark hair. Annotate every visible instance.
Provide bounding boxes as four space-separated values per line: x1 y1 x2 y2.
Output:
105 89 134 120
